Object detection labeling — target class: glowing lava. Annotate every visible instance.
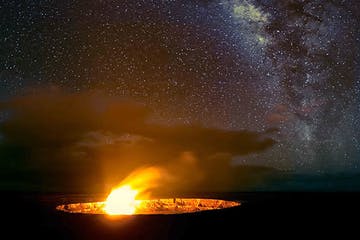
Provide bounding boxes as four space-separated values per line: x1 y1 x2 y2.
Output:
56 198 240 215
102 167 163 215
55 167 241 215
103 185 140 215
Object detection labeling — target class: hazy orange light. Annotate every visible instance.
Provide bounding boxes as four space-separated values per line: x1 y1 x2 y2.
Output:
103 185 140 215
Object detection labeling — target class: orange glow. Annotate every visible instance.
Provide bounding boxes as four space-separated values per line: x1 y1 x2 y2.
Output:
103 167 164 215
56 167 241 215
103 185 140 215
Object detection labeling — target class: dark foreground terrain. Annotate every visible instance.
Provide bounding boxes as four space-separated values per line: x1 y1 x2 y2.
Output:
1 192 359 239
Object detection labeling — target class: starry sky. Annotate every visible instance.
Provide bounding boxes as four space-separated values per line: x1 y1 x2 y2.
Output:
1 0 360 174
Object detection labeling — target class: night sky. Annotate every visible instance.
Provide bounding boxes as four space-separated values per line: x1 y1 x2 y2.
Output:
1 0 360 191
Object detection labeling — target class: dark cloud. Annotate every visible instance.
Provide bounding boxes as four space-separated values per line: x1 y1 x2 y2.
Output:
0 90 276 193
0 90 149 147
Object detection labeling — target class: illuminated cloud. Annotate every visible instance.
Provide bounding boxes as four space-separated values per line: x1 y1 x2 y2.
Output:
0 90 276 192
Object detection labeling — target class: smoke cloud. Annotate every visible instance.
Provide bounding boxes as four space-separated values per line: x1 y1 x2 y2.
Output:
0 89 276 193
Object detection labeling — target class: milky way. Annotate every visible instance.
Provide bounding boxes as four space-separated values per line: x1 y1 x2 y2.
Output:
1 0 359 172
